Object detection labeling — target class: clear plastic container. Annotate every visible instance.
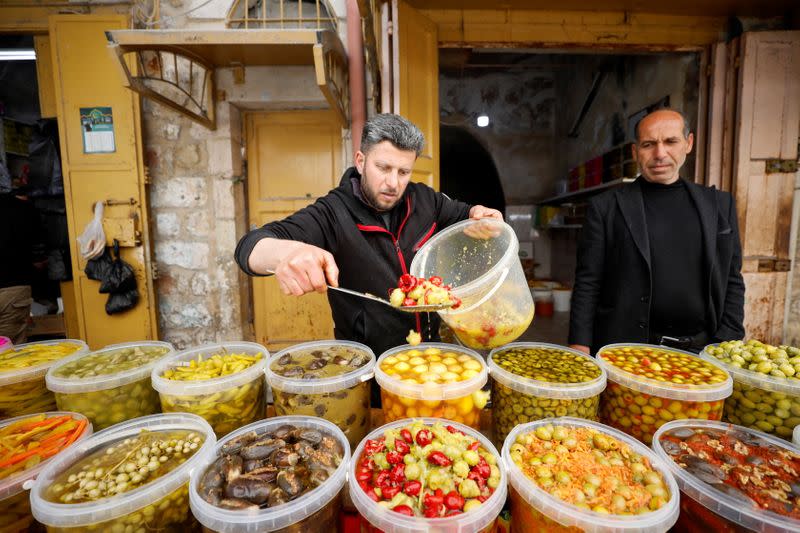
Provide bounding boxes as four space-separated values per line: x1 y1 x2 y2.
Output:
502 417 680 533
45 341 175 430
0 339 89 420
0 411 92 533
652 419 800 532
795 424 799 447
700 343 800 440
375 343 488 428
189 415 350 532
152 342 268 437
349 417 507 533
267 340 375 449
597 343 733 444
410 218 534 350
487 342 606 447
0 336 11 352
29 412 215 532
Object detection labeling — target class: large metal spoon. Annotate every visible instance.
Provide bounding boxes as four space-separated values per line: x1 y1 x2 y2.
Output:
266 271 453 312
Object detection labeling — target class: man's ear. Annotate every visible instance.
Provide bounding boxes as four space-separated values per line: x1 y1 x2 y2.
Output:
686 132 694 154
355 150 365 174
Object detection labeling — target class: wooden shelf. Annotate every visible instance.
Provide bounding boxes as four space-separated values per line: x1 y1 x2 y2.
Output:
537 178 635 205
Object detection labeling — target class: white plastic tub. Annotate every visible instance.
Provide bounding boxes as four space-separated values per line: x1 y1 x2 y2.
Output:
375 343 488 429
30 412 215 531
349 417 507 533
189 415 350 532
487 342 606 446
152 342 268 437
653 419 800 532
411 218 534 350
45 341 174 430
0 411 92 532
503 417 680 532
267 340 375 449
0 339 89 419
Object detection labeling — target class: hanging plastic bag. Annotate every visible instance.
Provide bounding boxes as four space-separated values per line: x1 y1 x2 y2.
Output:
76 202 105 260
99 241 137 294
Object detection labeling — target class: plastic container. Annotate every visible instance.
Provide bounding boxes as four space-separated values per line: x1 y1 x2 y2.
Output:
190 415 350 532
0 412 92 533
375 343 488 429
267 340 375 449
0 339 89 420
503 417 680 533
152 342 268 437
652 419 800 532
795 424 799 447
410 218 534 350
30 412 215 532
552 288 572 313
597 343 732 444
349 417 507 533
487 342 606 447
700 343 800 440
0 336 11 352
46 341 175 431
532 289 553 317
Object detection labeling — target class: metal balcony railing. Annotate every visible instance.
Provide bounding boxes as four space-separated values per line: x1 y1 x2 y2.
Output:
226 0 338 30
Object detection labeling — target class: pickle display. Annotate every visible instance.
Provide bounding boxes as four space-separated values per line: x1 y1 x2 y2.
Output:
29 413 215 533
190 416 350 533
488 343 606 447
701 340 800 440
152 342 268 437
653 420 800 533
375 344 489 429
502 418 679 533
389 274 461 309
46 342 174 431
267 341 375 449
349 418 506 533
596 344 732 444
0 340 88 420
0 412 92 533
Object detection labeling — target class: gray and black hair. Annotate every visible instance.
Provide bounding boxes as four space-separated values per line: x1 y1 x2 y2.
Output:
360 114 425 157
634 107 691 142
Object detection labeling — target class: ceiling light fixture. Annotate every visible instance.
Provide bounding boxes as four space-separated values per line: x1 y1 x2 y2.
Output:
0 49 36 61
476 115 489 127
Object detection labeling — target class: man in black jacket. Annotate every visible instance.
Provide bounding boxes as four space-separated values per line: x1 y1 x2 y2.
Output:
569 108 745 355
235 114 501 357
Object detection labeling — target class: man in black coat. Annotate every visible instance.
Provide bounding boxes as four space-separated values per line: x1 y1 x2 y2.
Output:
569 108 745 355
235 114 502 357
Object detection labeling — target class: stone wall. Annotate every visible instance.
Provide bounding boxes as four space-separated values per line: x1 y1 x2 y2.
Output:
785 173 800 345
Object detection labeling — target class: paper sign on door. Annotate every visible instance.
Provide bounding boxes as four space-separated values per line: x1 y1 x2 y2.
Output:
80 107 116 154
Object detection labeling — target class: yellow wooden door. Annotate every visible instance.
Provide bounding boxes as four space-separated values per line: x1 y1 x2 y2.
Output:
396 0 439 190
246 111 341 351
49 15 158 348
732 31 800 343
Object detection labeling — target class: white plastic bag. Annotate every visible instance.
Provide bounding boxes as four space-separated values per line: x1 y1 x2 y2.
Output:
77 202 106 260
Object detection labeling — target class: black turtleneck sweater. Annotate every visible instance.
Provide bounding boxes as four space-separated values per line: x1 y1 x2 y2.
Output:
640 178 707 337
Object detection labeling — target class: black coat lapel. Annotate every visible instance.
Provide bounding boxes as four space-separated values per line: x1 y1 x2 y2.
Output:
616 179 651 268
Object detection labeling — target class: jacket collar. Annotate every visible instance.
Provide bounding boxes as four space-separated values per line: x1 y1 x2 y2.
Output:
615 177 719 275
335 166 414 230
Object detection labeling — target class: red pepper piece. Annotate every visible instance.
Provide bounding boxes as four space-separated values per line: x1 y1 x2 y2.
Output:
423 506 441 518
394 439 410 456
451 297 462 309
367 489 381 502
444 490 465 510
364 439 385 456
468 441 481 452
415 429 433 447
429 276 443 286
402 298 417 307
392 505 415 516
355 469 372 482
386 451 404 465
403 480 421 496
477 495 488 503
473 463 491 479
427 451 452 467
400 428 413 444
446 425 464 435
445 509 463 517
398 274 417 292
382 484 401 500
390 464 406 484
468 470 486 489
376 470 391 487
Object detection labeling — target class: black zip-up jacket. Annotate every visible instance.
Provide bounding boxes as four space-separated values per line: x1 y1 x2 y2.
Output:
235 167 472 357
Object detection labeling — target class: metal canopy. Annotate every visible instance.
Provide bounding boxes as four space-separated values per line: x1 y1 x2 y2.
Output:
106 29 349 130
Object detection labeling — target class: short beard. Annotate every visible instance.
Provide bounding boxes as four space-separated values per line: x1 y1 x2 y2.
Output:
360 175 400 212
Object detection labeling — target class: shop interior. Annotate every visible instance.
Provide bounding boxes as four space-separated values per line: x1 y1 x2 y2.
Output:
0 34 71 340
438 48 701 343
